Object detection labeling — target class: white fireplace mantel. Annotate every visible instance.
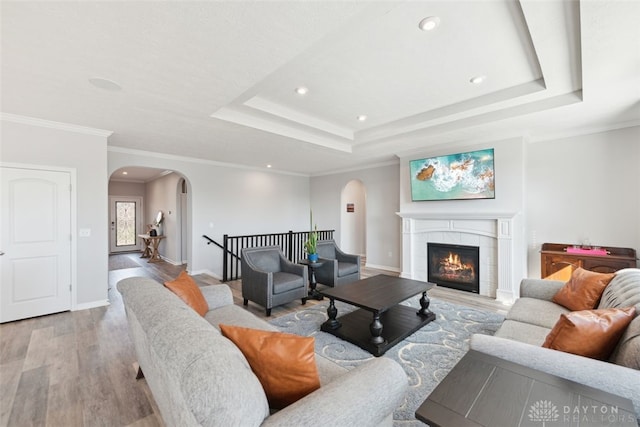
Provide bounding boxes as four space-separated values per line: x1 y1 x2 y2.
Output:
396 211 519 221
396 211 521 303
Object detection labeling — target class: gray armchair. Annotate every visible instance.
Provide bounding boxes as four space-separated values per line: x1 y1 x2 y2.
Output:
314 240 361 287
241 246 308 316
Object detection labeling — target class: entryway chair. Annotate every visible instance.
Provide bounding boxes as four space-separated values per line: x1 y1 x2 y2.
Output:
241 246 308 316
314 240 361 287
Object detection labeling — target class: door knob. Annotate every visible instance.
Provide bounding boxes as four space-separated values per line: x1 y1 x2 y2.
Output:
0 251 5 256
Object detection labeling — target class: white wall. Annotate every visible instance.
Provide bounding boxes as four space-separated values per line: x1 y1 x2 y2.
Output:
310 162 401 271
340 180 366 255
145 172 183 264
311 129 639 283
108 180 145 197
1 118 109 308
5 114 636 309
399 138 526 215
108 149 311 278
525 126 640 277
312 139 527 288
398 138 527 288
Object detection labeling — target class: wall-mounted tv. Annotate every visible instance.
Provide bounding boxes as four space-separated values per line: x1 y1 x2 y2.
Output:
410 148 495 201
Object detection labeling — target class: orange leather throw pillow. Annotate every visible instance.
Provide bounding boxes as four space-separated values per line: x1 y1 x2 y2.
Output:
219 324 321 409
164 271 209 316
552 267 615 311
542 307 636 360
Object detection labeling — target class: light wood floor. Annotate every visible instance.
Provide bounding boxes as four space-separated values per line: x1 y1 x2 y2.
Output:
0 253 509 427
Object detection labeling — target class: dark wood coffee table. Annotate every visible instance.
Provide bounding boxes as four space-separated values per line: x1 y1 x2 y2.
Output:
415 350 638 427
319 274 435 356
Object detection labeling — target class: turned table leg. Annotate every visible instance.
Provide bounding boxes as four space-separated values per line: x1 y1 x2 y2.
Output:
369 312 385 344
417 291 433 317
323 298 341 330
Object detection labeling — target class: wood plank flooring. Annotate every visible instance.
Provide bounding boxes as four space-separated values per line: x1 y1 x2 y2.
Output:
0 253 509 427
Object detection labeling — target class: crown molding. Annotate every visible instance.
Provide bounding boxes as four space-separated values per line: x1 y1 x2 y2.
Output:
527 119 640 143
107 146 308 177
0 113 113 137
310 158 399 177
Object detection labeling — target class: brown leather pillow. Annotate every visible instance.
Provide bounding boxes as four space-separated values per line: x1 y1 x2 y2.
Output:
219 324 320 409
164 271 209 316
542 307 636 360
552 267 615 310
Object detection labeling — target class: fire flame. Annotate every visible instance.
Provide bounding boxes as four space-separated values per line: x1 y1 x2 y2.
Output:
440 252 475 276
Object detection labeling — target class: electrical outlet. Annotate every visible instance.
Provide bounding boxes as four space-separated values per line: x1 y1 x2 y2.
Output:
79 228 91 237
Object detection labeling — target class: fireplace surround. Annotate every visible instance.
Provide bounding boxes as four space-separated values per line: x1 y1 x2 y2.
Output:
397 212 521 303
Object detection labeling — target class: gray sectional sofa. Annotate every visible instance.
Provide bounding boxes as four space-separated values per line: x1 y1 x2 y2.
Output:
470 268 640 418
117 276 408 427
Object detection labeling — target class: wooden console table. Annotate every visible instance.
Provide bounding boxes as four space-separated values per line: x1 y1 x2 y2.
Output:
139 234 165 263
415 350 637 427
541 243 637 278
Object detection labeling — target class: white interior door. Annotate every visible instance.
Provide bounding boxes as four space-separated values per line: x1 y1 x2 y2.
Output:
109 196 143 253
1 167 72 323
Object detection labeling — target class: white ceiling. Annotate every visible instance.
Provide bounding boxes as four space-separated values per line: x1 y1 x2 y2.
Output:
2 1 639 176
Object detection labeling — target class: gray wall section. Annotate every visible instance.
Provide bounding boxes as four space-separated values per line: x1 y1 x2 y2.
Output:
525 126 640 277
3 114 638 309
311 163 401 271
2 119 109 307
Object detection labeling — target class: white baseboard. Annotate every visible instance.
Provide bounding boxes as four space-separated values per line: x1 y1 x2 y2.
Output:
365 263 401 273
160 255 182 266
73 300 110 311
189 268 222 280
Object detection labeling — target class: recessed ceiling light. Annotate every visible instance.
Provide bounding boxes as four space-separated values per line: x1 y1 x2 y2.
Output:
267 164 272 168
122 171 128 175
88 77 122 91
418 16 440 31
470 75 486 84
295 86 308 95
357 115 368 122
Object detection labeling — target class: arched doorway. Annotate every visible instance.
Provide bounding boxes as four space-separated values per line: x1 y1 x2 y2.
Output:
340 180 366 257
108 167 191 268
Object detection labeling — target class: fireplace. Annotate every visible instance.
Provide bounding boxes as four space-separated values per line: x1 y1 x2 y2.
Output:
427 243 480 293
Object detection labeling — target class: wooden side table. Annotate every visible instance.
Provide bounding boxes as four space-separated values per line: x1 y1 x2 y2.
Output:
139 234 165 263
540 243 637 277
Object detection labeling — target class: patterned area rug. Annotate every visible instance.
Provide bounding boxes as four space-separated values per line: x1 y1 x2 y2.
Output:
270 297 505 426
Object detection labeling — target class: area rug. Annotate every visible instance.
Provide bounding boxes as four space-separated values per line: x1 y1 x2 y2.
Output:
108 255 142 271
269 297 505 427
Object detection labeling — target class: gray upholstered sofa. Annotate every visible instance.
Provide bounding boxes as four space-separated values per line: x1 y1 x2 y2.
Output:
117 276 408 427
470 268 640 418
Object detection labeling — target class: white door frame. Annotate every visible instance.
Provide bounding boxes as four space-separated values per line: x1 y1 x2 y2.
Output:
0 162 77 319
109 196 144 253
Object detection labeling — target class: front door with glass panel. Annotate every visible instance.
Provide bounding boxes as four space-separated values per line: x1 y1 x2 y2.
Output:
109 196 143 253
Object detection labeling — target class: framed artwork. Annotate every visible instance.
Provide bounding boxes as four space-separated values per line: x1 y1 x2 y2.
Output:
346 203 354 212
410 148 495 201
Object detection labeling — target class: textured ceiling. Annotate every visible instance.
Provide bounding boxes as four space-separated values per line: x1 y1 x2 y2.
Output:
1 1 639 176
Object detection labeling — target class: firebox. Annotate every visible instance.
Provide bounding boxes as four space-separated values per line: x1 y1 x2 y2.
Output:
427 243 480 293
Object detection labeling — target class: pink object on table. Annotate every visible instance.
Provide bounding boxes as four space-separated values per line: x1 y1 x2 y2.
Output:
566 247 608 256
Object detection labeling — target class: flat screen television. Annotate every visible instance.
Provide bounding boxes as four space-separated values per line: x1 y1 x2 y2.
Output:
409 148 495 201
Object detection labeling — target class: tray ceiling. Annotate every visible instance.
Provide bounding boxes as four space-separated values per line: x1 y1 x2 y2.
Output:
1 1 638 175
